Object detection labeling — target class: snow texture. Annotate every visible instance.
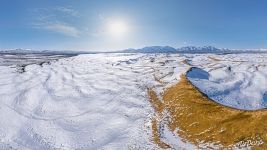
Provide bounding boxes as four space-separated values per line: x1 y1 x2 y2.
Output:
1 52 267 149
186 53 267 110
0 53 189 149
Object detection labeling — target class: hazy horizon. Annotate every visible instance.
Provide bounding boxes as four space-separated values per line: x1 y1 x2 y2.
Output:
3 45 267 53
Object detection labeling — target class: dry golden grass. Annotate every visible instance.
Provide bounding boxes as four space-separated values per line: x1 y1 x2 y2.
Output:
151 118 171 149
153 74 164 84
148 75 267 149
208 56 247 63
181 59 190 66
208 56 222 62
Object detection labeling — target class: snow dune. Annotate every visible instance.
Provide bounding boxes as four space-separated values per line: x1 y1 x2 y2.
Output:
0 53 188 149
186 53 267 110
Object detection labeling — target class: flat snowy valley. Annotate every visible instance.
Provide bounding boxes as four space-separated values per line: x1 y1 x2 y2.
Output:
1 52 267 149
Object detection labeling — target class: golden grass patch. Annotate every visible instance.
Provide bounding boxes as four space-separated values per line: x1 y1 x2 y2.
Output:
181 59 190 66
148 75 267 149
208 56 222 62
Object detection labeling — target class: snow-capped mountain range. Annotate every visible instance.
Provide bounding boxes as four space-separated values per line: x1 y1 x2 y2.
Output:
1 46 267 54
119 46 267 53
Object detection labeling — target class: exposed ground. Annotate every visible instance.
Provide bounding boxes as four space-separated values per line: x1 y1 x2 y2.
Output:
149 74 267 149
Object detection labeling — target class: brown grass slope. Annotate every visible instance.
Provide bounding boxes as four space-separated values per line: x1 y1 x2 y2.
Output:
149 74 267 149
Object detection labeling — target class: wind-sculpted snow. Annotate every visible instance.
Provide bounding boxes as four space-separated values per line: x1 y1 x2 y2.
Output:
0 53 75 67
186 53 267 110
2 53 267 149
0 53 189 149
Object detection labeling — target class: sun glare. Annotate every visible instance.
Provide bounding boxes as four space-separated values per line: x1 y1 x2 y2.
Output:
108 20 128 37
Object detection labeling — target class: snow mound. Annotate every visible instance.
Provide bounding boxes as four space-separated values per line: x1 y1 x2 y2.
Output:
187 62 267 110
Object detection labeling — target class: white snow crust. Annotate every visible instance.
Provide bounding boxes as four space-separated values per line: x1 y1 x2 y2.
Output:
0 53 189 149
187 53 267 110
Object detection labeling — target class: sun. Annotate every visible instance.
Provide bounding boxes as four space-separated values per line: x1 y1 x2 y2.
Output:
107 20 128 37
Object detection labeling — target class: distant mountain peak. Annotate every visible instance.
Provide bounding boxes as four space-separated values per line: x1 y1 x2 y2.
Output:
120 45 223 53
178 46 220 52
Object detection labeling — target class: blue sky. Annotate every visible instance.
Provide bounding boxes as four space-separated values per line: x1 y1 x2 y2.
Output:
1 0 267 51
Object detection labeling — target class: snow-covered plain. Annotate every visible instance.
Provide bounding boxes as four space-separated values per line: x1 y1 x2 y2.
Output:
1 52 267 149
0 53 189 149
